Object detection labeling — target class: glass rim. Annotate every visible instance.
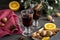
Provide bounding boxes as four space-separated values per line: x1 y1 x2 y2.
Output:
21 9 34 14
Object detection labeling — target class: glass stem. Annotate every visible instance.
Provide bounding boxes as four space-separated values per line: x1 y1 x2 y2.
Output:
25 27 27 33
35 20 38 27
27 27 30 34
35 20 37 26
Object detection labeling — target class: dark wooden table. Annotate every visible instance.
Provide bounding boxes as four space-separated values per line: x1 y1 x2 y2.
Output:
0 0 60 40
0 12 60 40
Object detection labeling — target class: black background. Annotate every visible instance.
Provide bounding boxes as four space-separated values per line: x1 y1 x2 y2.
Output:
0 0 20 9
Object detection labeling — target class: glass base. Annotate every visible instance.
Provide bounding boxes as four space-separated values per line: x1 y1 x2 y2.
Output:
22 31 30 36
22 27 32 36
33 20 38 26
33 20 40 29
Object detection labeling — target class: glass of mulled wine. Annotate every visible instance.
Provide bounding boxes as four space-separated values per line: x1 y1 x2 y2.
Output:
33 9 42 28
21 9 33 36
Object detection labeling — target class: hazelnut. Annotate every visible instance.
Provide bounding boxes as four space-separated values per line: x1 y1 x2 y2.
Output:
18 36 25 40
47 30 53 36
0 23 5 27
36 33 40 37
36 33 42 38
40 30 47 37
1 17 8 23
55 12 60 17
32 32 37 37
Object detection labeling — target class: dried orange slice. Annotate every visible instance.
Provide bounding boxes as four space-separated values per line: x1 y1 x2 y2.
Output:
42 37 50 40
44 23 56 30
9 1 20 11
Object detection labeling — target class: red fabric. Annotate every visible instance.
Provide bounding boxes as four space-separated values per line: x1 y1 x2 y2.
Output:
0 9 22 37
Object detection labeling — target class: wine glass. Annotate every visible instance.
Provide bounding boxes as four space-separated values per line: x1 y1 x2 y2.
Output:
32 2 42 29
30 1 39 28
33 9 42 29
21 9 33 36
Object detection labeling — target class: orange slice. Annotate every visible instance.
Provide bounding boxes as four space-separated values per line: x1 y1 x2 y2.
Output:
44 23 56 30
42 37 50 40
9 1 20 11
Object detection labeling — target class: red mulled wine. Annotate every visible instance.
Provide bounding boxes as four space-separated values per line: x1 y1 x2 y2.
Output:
33 10 41 20
33 3 42 20
22 14 33 27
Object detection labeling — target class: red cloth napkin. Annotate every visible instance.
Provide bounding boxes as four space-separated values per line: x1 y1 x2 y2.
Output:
0 9 22 37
